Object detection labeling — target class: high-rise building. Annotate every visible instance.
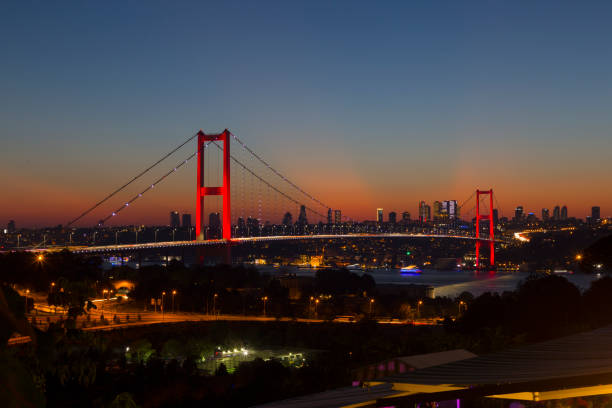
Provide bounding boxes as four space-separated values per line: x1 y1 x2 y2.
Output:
592 206 601 222
282 212 293 226
182 213 192 228
7 220 15 233
389 211 397 224
327 208 332 225
401 212 410 222
298 205 308 226
170 211 180 228
542 208 550 221
334 210 341 224
418 201 431 223
514 206 524 221
247 216 259 233
432 201 443 221
561 206 568 220
209 212 221 238
553 206 560 221
444 200 458 220
376 208 383 223
237 217 246 233
492 209 499 225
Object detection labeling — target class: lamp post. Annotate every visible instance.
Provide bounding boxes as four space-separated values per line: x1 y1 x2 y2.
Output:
17 234 21 248
115 231 119 245
172 290 177 313
369 298 375 316
161 291 166 320
309 296 314 316
154 229 158 243
25 289 30 314
262 296 269 317
459 300 467 315
315 298 320 317
213 293 218 317
417 300 423 319
172 228 176 241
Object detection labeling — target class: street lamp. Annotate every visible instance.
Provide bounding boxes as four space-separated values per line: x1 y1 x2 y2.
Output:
154 229 159 243
315 298 320 316
161 291 166 320
115 231 119 245
213 293 218 316
417 300 423 319
172 290 177 313
25 289 30 314
369 298 375 316
262 296 269 316
309 296 314 316
459 300 466 315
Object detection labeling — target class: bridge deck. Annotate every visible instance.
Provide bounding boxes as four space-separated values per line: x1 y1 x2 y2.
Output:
28 233 501 254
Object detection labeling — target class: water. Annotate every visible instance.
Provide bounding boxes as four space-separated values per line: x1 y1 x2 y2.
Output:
260 266 601 298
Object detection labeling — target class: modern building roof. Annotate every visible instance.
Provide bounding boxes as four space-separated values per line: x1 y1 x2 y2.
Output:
393 349 476 370
386 325 612 386
254 382 402 408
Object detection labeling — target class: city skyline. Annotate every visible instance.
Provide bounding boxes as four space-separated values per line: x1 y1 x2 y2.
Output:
2 1 612 226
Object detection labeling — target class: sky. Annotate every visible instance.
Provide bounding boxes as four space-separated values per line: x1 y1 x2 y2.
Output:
1 1 612 227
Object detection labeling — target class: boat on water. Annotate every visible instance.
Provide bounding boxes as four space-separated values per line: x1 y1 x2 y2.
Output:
400 265 422 276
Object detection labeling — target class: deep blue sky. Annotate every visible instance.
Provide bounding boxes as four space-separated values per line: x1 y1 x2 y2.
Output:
1 1 611 226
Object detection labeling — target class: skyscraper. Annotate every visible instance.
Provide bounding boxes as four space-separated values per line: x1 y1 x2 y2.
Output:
542 208 550 221
182 213 192 228
327 208 332 225
7 220 15 233
444 200 458 220
432 201 443 221
209 212 221 238
282 212 293 226
418 201 430 223
376 208 383 223
553 206 560 221
298 205 308 226
492 209 499 225
514 206 524 221
170 211 180 228
401 212 410 222
334 210 341 224
388 211 397 224
592 206 601 222
561 206 568 220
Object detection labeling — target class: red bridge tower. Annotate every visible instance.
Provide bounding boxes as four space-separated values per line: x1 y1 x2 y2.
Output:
196 129 231 241
475 189 495 268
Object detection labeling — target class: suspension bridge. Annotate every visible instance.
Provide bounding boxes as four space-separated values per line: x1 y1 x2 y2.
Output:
41 129 500 267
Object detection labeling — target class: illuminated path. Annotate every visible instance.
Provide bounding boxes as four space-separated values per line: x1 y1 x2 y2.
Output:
37 233 503 255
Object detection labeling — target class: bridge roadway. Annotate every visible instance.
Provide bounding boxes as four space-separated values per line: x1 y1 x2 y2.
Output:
43 233 501 255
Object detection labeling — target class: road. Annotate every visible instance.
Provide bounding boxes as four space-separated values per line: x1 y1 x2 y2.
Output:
9 301 439 346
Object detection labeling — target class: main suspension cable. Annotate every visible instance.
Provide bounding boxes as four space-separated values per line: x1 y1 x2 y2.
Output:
211 142 326 218
230 132 330 210
66 132 199 227
98 141 211 225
